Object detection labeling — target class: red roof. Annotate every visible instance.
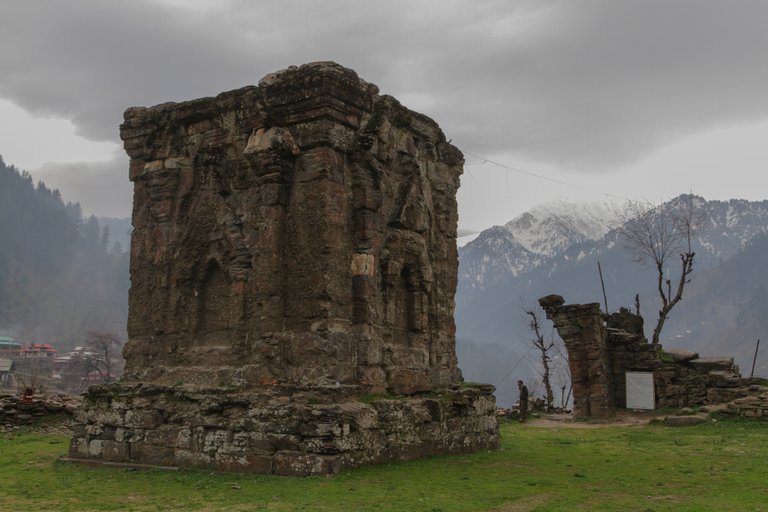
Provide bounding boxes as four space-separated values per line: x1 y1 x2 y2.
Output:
22 343 58 353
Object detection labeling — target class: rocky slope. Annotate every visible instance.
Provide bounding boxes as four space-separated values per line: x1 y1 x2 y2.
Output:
458 199 622 304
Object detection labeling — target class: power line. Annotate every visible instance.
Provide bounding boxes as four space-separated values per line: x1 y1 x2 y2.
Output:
463 151 633 202
495 345 535 388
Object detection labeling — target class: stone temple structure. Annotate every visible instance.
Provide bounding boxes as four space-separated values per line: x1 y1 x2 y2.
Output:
539 294 749 419
69 62 499 475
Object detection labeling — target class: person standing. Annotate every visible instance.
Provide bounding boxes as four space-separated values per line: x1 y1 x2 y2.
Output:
517 380 529 421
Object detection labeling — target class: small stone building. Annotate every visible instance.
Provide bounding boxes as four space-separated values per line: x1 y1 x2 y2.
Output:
69 62 498 475
0 358 14 388
539 295 747 418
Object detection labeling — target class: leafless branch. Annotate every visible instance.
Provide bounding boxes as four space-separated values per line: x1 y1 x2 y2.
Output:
618 196 700 344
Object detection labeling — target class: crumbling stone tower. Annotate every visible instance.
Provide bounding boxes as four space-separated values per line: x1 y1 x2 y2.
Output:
69 62 498 475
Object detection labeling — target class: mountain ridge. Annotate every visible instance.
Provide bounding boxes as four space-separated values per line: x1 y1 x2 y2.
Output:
456 195 768 405
458 199 622 304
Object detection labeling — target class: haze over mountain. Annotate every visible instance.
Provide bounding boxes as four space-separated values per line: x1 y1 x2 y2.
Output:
665 231 768 374
456 195 768 405
0 156 129 351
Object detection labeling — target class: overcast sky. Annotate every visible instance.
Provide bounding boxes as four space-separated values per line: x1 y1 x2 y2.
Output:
1 0 767 231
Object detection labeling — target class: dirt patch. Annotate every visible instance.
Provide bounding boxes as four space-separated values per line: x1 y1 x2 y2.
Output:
524 410 669 429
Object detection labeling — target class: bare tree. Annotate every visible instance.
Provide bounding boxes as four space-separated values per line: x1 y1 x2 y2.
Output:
15 367 48 397
524 305 555 408
83 331 124 384
619 196 699 344
550 341 573 410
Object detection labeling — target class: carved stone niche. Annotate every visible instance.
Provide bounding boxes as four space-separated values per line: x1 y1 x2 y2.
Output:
69 62 499 475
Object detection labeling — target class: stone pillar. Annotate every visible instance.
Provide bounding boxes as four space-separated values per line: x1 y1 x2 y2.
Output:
539 295 614 418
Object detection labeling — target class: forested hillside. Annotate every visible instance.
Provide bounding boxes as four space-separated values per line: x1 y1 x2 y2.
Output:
665 231 768 372
0 156 129 352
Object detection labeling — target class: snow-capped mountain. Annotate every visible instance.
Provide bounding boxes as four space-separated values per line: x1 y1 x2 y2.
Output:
456 195 768 405
690 197 768 261
457 199 622 304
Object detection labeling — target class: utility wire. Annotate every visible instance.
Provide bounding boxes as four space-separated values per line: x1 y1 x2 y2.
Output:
463 151 634 202
495 345 535 387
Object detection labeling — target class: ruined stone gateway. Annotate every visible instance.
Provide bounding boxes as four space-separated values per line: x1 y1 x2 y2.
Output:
539 294 751 419
69 62 499 475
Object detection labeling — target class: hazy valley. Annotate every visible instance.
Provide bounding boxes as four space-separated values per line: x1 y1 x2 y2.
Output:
457 195 768 405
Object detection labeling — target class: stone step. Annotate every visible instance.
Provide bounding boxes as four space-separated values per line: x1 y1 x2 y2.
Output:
663 349 699 363
689 357 735 372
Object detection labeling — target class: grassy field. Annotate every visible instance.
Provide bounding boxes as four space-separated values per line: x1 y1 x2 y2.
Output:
1 417 766 511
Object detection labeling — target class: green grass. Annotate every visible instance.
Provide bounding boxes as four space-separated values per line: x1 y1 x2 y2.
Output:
1 418 767 511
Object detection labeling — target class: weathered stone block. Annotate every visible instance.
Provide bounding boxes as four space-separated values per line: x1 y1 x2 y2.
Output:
663 349 699 363
690 357 736 372
663 415 707 427
273 451 339 477
130 441 174 466
88 439 104 457
69 437 89 458
386 368 433 395
173 448 212 467
144 427 183 448
101 440 129 461
124 409 161 429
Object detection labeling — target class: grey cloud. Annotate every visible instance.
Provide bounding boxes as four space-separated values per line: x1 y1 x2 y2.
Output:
34 155 132 218
2 0 768 171
0 1 260 140
397 1 768 168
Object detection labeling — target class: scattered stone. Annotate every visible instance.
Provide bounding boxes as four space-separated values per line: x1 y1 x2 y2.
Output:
663 349 699 363
690 357 736 372
0 393 80 430
726 389 768 420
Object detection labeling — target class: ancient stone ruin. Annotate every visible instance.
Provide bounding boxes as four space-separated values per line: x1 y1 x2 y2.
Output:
69 62 499 475
539 294 765 419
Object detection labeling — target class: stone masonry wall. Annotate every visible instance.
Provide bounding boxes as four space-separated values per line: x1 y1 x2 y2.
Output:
70 384 498 476
725 388 768 420
1 393 80 429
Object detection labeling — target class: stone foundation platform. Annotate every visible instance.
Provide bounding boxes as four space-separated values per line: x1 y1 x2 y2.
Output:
69 383 499 476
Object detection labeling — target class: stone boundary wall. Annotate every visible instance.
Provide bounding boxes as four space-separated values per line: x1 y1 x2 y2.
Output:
0 393 81 428
725 388 768 420
69 383 499 475
607 329 743 409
